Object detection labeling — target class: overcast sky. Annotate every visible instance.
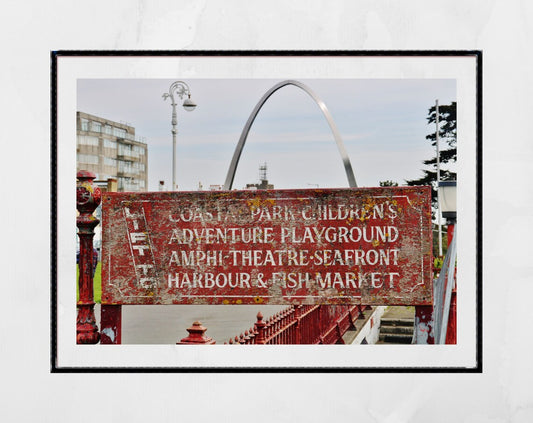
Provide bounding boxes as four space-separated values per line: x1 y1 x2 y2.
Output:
77 78 456 192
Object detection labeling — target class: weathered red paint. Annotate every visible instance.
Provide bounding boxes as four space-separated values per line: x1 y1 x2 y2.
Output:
76 171 101 344
177 321 216 344
446 291 457 344
100 305 122 344
101 187 432 306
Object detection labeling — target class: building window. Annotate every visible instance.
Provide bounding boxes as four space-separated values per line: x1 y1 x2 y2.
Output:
132 145 146 157
91 121 102 132
78 154 99 164
104 157 117 167
77 135 99 146
103 139 117 149
118 144 131 157
128 145 140 158
118 160 134 173
81 118 89 131
118 143 140 158
118 177 139 191
113 127 127 138
104 125 113 135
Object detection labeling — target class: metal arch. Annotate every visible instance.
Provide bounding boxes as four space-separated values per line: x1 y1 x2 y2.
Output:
223 80 357 190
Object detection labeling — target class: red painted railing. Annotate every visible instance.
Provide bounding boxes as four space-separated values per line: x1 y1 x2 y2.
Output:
226 304 370 345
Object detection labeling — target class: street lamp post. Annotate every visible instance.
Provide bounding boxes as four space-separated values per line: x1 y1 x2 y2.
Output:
435 99 443 258
163 81 197 191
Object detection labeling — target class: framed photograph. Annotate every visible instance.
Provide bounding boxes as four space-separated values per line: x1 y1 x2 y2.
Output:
52 51 481 371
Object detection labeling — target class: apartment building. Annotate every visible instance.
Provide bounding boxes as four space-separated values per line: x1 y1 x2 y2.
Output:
76 111 148 191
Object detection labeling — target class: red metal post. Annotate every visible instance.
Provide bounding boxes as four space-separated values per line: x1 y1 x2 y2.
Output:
177 321 216 344
294 306 301 344
414 224 436 344
447 223 455 246
445 223 457 344
254 312 267 344
76 170 101 344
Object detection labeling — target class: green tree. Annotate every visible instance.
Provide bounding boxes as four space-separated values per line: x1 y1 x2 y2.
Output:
406 101 457 209
379 180 398 187
407 101 456 256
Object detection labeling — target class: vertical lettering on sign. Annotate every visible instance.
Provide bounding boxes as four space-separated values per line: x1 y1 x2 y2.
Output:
122 203 158 289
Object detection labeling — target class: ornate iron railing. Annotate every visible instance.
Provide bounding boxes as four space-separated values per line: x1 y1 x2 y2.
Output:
225 304 370 345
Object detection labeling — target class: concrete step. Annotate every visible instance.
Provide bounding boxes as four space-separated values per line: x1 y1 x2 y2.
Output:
380 318 414 327
378 312 414 344
379 325 414 335
374 307 415 344
378 333 413 344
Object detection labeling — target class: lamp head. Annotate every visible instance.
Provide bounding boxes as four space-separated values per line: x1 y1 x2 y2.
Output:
182 96 197 112
438 180 457 221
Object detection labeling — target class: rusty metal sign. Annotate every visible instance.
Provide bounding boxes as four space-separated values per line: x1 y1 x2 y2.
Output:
101 187 432 306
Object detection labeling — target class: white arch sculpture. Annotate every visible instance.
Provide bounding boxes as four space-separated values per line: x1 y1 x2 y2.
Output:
223 80 357 190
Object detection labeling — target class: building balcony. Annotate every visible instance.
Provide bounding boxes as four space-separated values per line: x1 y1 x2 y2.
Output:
117 170 139 177
117 152 139 161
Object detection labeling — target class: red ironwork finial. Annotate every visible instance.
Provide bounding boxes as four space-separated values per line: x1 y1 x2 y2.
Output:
177 321 216 344
254 311 266 344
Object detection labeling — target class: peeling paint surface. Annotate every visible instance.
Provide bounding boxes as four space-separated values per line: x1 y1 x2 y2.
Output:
101 187 432 306
101 327 115 343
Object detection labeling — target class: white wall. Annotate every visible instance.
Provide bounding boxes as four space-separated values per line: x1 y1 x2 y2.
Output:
352 306 387 344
